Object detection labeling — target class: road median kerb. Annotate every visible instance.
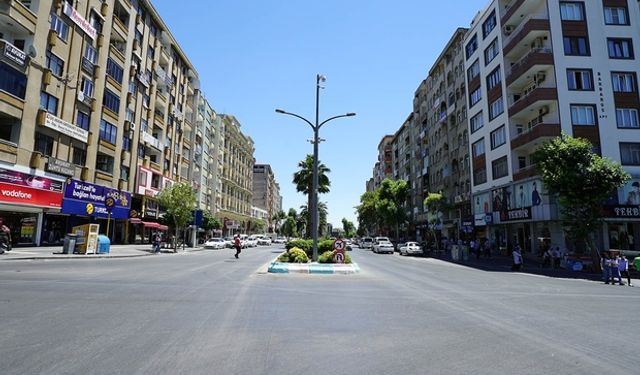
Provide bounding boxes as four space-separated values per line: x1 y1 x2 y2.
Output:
267 259 360 274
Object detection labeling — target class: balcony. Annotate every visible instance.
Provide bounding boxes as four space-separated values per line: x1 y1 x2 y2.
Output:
112 15 128 38
0 0 37 35
508 87 557 117
513 164 538 182
503 19 550 58
510 122 560 152
502 0 542 27
506 48 553 87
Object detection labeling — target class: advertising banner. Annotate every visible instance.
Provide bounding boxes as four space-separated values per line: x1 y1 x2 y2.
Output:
0 167 63 192
62 179 131 219
0 182 62 208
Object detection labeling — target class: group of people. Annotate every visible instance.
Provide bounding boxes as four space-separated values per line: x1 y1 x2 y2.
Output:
601 252 633 286
542 246 563 269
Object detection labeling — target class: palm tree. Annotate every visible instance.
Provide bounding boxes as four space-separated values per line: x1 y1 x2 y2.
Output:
300 202 328 237
271 210 286 235
293 154 331 238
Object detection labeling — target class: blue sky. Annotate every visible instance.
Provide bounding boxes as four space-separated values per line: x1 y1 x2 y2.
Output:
153 0 488 226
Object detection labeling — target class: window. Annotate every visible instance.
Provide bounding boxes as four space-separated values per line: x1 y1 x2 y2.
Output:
0 62 27 99
120 165 130 181
474 167 487 185
472 138 485 157
45 50 64 76
482 11 496 38
620 143 640 165
96 153 114 174
489 97 504 120
616 108 639 128
486 66 501 90
491 125 506 149
99 119 117 144
470 111 484 133
465 34 478 60
608 38 634 59
604 6 628 25
563 36 589 56
34 132 54 156
106 58 124 83
484 38 499 65
467 59 480 82
560 2 585 20
567 69 593 90
72 146 87 166
469 87 482 107
137 143 145 158
147 46 154 59
76 110 90 131
491 156 509 179
122 134 131 151
89 10 103 33
570 105 596 125
612 72 637 92
40 91 58 114
80 77 94 98
50 14 69 41
103 89 120 113
84 44 97 64
138 169 148 186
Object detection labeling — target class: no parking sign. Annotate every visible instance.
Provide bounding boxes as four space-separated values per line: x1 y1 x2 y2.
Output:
333 239 345 263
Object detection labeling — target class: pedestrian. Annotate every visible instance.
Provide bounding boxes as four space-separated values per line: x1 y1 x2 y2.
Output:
153 232 161 253
474 239 481 259
511 245 523 271
542 247 551 268
0 218 11 254
234 234 242 259
610 253 622 285
618 255 632 286
602 252 611 284
551 246 562 269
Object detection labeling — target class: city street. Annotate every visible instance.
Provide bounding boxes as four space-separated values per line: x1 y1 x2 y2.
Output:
0 245 638 375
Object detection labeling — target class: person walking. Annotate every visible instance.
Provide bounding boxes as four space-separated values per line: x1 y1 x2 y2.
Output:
483 239 492 258
0 218 11 255
542 247 551 268
551 247 562 269
602 252 611 284
619 255 632 286
153 232 161 254
610 254 623 285
233 234 242 259
511 245 523 272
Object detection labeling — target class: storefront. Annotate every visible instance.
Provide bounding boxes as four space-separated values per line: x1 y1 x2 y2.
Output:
61 179 131 243
603 178 640 253
0 167 64 246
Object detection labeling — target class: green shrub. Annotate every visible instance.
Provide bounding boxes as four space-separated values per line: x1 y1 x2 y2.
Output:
318 239 334 254
317 250 353 264
278 247 309 263
285 239 312 253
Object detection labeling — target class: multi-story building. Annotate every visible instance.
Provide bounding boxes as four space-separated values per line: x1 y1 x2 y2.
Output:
192 94 222 217
219 114 254 236
0 0 201 245
373 134 394 189
252 163 281 232
465 0 640 255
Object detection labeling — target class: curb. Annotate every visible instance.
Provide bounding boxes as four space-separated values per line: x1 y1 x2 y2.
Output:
267 261 360 274
0 248 206 261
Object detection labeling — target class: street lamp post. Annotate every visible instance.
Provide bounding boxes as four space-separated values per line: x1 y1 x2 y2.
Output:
276 74 355 262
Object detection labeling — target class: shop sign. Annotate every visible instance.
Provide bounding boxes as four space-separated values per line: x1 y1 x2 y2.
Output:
485 214 493 224
474 214 486 227
62 179 131 219
3 41 26 67
0 182 62 208
500 207 532 222
44 112 89 143
604 205 640 219
0 167 63 192
63 2 97 40
46 157 75 177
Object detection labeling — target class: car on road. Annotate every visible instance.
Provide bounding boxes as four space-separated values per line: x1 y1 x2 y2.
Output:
399 241 422 256
204 238 226 249
360 237 373 249
373 240 395 254
256 236 272 246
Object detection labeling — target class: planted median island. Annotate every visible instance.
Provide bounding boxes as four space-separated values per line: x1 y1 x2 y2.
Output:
268 239 359 274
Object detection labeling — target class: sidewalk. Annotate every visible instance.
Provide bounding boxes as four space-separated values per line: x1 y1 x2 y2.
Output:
0 243 205 261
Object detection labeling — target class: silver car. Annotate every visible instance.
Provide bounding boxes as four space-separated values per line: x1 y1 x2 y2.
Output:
400 241 422 256
373 240 395 254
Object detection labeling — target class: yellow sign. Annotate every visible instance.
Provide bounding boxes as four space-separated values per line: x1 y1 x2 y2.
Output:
86 203 94 215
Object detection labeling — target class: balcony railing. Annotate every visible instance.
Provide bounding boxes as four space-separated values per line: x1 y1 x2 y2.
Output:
506 48 553 86
511 122 560 150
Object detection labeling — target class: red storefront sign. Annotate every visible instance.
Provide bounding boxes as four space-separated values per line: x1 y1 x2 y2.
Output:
0 182 62 208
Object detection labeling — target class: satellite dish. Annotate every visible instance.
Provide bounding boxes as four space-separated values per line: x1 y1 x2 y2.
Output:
28 45 38 58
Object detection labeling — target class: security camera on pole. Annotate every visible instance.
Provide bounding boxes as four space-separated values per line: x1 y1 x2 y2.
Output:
276 74 356 261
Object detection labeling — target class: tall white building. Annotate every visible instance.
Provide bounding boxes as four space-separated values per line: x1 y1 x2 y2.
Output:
465 0 640 254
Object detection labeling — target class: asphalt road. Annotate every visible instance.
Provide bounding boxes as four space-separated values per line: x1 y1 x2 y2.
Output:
0 245 638 375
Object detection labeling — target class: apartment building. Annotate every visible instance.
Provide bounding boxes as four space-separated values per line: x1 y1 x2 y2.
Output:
465 0 640 254
219 114 254 236
372 134 394 189
252 163 281 232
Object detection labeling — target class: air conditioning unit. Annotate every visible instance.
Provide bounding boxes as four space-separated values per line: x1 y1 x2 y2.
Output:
539 105 550 116
535 72 546 83
503 25 514 35
515 124 524 134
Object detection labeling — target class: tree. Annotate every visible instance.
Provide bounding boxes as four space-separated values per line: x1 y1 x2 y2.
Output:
424 192 446 250
250 218 266 234
201 211 221 237
377 179 410 243
299 201 328 237
271 210 286 234
342 218 356 238
532 134 630 268
356 190 380 235
157 183 197 252
293 154 331 238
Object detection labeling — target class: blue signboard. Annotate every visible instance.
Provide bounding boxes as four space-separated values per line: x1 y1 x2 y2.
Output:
61 179 131 219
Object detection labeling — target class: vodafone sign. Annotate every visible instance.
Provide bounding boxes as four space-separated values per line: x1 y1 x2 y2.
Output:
0 182 62 208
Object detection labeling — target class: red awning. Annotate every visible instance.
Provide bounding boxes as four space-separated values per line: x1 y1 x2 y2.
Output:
130 218 142 224
158 225 168 231
141 221 160 228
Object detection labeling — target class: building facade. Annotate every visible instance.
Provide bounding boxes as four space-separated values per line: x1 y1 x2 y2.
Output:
465 0 640 255
252 163 281 232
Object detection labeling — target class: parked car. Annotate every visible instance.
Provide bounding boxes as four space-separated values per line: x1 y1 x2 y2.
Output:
361 237 374 249
373 240 395 254
257 236 272 246
246 235 258 247
204 238 226 249
399 241 422 256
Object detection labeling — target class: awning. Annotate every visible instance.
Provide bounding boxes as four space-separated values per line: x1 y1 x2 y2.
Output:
158 225 168 231
141 221 160 228
130 218 142 224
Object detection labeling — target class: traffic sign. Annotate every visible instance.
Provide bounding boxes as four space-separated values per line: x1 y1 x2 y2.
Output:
333 240 345 251
333 239 345 263
334 252 345 263
105 196 115 212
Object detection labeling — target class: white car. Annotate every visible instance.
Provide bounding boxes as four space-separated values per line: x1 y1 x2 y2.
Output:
257 236 272 246
204 238 226 249
360 237 374 249
373 240 395 254
246 236 258 247
400 241 422 256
